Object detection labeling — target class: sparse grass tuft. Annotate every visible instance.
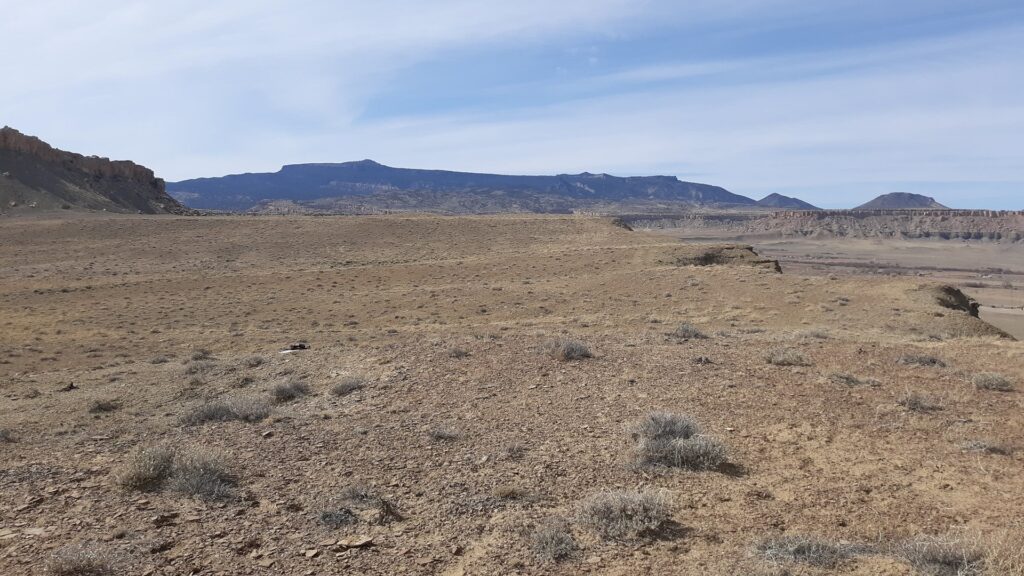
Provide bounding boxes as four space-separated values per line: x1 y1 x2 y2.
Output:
532 519 577 563
88 399 120 414
190 349 213 361
243 355 265 368
756 535 855 568
428 426 460 442
270 378 312 403
184 359 214 375
981 525 1024 575
898 391 943 413
828 373 880 387
897 533 983 576
898 355 947 368
577 489 672 540
961 440 1011 456
169 449 235 500
671 323 708 340
765 348 811 367
113 445 175 492
0 428 16 443
45 544 116 576
544 338 592 361
630 411 727 470
182 396 271 425
973 372 1015 392
331 375 366 397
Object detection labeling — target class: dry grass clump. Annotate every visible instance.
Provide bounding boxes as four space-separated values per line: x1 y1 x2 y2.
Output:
331 375 366 397
181 396 271 425
168 449 236 500
981 525 1024 575
576 489 672 540
897 533 983 576
898 354 947 368
190 349 213 361
973 372 1015 392
630 411 727 470
532 519 577 563
960 440 1011 456
428 425 460 442
828 373 880 387
0 428 16 443
184 359 215 375
671 323 708 340
326 485 404 525
765 348 811 367
898 391 943 413
544 338 592 361
449 348 470 359
88 399 121 413
114 444 235 500
270 378 312 403
242 355 265 368
113 445 175 492
45 544 116 576
756 535 855 568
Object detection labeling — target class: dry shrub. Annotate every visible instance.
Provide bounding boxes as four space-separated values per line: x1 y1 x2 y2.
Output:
898 391 943 413
897 533 983 576
899 355 947 368
630 411 727 470
46 544 116 576
331 375 366 397
532 519 577 562
576 489 672 540
544 338 592 361
113 445 175 492
270 378 312 403
671 323 708 340
973 373 1015 392
756 535 854 568
182 396 270 425
765 348 811 367
169 449 235 500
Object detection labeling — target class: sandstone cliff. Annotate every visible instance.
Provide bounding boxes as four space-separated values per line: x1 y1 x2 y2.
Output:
0 127 188 214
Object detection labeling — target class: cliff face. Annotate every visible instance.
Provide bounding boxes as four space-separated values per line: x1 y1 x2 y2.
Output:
0 127 188 214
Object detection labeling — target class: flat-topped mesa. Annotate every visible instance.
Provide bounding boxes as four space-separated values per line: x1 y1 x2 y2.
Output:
769 209 1024 218
0 126 160 186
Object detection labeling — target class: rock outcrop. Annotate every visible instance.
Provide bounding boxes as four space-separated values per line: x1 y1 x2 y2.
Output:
0 127 188 214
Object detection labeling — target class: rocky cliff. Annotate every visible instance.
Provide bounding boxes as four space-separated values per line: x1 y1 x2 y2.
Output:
0 127 187 214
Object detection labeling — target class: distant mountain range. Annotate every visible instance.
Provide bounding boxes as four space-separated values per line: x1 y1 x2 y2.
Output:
168 160 774 213
0 127 186 214
855 192 948 210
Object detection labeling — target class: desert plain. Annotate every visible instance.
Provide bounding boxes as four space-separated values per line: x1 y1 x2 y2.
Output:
1 213 1022 575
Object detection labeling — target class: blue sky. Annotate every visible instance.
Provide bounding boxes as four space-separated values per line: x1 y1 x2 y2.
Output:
3 0 1023 208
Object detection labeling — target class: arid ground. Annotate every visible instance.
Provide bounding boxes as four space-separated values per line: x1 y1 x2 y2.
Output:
2 214 1023 575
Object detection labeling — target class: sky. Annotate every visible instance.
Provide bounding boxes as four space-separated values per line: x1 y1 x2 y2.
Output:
3 0 1023 208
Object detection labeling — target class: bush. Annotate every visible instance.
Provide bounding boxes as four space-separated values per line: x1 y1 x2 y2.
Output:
765 348 811 367
576 489 671 540
532 519 577 563
270 378 312 403
544 338 592 361
169 449 235 500
182 396 271 425
898 391 943 413
243 355 265 368
88 399 121 414
973 373 1015 392
331 376 366 397
46 544 116 576
898 355 947 368
671 323 708 340
113 445 175 491
897 533 983 576
184 360 214 375
630 411 727 470
756 535 854 568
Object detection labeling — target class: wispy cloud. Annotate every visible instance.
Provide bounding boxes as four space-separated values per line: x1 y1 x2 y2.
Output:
2 0 1022 207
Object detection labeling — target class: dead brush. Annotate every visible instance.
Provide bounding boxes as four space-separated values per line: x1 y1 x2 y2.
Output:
114 444 236 500
531 518 577 563
756 535 859 568
181 396 271 425
973 372 1015 392
629 411 727 471
765 348 811 367
270 378 312 403
898 354 947 368
898 390 943 413
331 485 404 525
543 338 592 361
577 489 672 540
670 323 708 340
331 375 366 397
113 444 175 492
896 532 984 576
88 399 121 413
45 543 116 576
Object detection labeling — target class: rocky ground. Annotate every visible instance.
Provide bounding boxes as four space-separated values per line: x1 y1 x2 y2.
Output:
1 214 1022 575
